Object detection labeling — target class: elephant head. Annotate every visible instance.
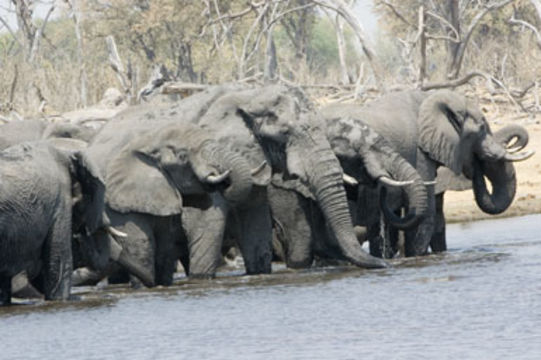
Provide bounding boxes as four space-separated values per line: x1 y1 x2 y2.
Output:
326 117 428 229
418 90 533 214
104 122 254 215
201 85 387 269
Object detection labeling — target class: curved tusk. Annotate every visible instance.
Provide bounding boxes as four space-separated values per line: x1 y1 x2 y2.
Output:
423 180 437 186
343 173 358 186
106 226 128 238
378 176 414 187
503 149 535 162
506 146 524 154
205 169 231 184
251 160 267 176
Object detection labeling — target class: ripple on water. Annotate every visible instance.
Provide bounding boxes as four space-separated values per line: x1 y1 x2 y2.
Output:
1 214 541 359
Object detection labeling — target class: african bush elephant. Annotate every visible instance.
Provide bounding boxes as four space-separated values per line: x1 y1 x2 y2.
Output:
432 124 531 251
269 117 428 267
321 90 533 257
0 118 97 151
79 117 257 286
191 84 387 269
0 141 107 305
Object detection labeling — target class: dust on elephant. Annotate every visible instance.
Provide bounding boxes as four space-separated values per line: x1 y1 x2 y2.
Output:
432 124 532 251
0 118 97 150
269 117 428 267
321 90 533 257
0 141 106 305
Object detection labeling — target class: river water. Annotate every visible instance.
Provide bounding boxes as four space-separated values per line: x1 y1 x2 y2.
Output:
1 215 540 359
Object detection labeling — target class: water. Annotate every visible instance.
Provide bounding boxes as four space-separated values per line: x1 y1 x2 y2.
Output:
1 215 541 360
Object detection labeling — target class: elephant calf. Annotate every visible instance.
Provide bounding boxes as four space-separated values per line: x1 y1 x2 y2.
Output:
0 141 107 305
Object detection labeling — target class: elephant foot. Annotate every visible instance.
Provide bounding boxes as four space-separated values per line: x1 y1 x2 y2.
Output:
0 275 12 306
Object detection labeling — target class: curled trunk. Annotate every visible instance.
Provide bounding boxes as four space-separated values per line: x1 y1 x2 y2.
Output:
472 158 516 214
199 142 254 206
494 124 529 152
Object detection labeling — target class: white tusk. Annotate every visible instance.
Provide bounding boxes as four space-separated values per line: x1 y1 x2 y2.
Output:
423 181 437 186
503 149 535 162
379 176 414 187
343 173 358 186
106 226 128 238
251 161 267 176
205 169 231 184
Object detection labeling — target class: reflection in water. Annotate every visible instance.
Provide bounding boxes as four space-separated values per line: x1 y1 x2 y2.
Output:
1 215 541 359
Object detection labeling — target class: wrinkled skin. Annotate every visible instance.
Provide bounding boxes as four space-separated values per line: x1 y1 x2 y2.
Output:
0 119 97 150
192 85 386 269
432 124 531 252
78 84 386 286
79 115 256 286
0 141 106 305
269 118 428 267
321 90 530 257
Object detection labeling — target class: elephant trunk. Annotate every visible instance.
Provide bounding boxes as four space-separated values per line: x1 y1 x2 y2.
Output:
109 235 155 287
199 142 254 205
378 152 428 229
307 147 387 269
472 158 516 215
494 124 529 152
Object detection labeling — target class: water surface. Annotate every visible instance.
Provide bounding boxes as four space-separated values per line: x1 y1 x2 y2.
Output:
1 215 540 359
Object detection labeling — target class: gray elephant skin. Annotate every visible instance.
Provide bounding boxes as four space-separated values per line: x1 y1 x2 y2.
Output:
191 84 386 269
321 90 532 257
79 84 386 286
269 116 428 267
0 118 97 151
0 141 106 305
433 124 531 251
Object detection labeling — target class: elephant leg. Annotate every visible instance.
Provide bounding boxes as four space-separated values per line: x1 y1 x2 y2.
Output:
41 209 73 301
268 185 313 269
154 216 184 286
182 194 228 278
405 154 436 257
0 273 12 305
235 187 273 274
369 213 397 259
430 193 447 253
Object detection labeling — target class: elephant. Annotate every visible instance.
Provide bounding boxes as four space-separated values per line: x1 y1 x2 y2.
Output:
78 116 258 286
190 84 387 269
432 124 531 251
269 116 428 267
77 83 386 287
0 118 97 151
321 90 533 257
0 140 107 305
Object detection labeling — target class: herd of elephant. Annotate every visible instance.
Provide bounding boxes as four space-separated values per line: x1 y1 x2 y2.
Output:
0 83 533 305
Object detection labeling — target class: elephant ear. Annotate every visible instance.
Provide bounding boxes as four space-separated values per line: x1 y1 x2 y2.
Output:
418 90 468 174
435 166 472 194
70 151 107 233
105 144 182 216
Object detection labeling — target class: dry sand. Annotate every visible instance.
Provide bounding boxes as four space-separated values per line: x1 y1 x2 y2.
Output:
444 109 541 223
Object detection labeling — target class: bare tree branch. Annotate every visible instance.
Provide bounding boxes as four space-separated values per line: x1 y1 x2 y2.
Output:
28 3 55 63
311 0 383 90
449 0 515 79
509 12 541 48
